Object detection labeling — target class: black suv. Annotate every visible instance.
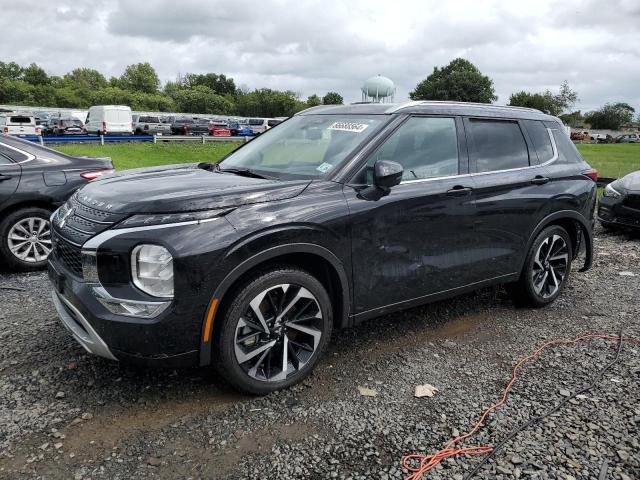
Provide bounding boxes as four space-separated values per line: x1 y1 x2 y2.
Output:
48 102 597 394
0 135 113 271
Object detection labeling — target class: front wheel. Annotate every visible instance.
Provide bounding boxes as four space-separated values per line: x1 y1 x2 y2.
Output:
0 207 53 271
214 267 333 394
508 225 572 307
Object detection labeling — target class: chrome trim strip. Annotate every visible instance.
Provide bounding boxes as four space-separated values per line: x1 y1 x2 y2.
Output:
82 216 223 251
0 140 36 163
399 128 558 185
52 291 118 361
385 100 542 115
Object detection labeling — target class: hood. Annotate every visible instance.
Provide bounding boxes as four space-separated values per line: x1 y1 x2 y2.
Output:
76 163 310 214
618 171 640 192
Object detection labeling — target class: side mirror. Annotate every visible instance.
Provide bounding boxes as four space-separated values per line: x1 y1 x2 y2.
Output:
374 160 403 188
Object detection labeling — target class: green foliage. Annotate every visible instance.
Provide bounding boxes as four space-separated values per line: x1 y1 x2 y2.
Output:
584 103 635 130
558 111 584 128
306 94 322 107
170 85 233 114
410 58 497 103
63 68 108 91
0 61 23 81
322 91 343 105
509 81 578 116
235 89 306 117
182 73 236 96
22 63 50 86
119 62 160 94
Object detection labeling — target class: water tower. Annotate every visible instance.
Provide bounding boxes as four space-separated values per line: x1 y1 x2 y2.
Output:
361 75 396 103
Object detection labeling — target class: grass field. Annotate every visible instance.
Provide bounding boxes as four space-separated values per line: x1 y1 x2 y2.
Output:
575 143 640 178
54 143 239 170
53 141 640 178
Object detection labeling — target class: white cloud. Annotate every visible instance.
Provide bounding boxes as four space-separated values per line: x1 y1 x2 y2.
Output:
0 0 638 111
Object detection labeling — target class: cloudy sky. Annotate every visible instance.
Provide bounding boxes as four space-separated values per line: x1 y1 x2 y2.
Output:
2 0 639 112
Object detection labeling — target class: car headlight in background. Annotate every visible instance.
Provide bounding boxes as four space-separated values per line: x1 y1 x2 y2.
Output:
603 183 622 199
131 244 174 298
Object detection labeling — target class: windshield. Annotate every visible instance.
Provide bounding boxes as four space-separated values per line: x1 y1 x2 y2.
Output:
218 114 387 180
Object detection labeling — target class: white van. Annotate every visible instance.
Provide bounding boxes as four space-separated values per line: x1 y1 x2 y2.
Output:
85 105 133 135
0 115 41 136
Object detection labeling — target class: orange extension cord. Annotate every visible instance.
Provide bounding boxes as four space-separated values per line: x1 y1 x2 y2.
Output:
401 333 640 480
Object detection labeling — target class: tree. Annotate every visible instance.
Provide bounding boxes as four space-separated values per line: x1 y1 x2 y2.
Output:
555 80 578 113
306 94 322 107
322 91 343 105
558 111 584 128
584 103 635 130
410 58 497 103
236 89 305 117
509 81 578 116
22 63 50 86
63 68 108 91
183 73 236 96
0 61 23 81
119 63 160 93
171 85 233 114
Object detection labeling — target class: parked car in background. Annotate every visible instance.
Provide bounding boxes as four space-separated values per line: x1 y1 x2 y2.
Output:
191 118 212 135
208 120 231 137
248 118 270 134
570 131 592 142
132 115 171 135
44 117 85 136
170 117 196 135
228 121 254 137
84 105 133 135
616 133 639 143
0 135 114 271
268 118 283 128
47 101 597 394
0 115 41 136
598 171 640 230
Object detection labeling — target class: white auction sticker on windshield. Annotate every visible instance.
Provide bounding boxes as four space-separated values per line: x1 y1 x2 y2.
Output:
316 162 334 173
327 122 369 133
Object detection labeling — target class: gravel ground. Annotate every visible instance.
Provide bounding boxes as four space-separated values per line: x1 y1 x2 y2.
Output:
0 226 639 480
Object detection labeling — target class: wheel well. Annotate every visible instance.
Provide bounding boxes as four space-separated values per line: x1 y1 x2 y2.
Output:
547 218 581 258
219 252 347 330
0 201 57 220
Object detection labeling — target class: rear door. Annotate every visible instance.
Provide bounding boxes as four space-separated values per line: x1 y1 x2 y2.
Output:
0 143 24 209
463 117 551 281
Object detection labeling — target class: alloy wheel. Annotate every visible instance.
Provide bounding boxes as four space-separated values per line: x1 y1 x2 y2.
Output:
531 234 569 299
234 283 323 382
7 217 51 263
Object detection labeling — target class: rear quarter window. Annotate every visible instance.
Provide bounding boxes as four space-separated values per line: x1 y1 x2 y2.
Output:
523 120 555 163
0 143 29 162
467 119 530 172
549 127 586 165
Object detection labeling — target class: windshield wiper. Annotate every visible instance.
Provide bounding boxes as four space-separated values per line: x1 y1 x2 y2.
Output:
212 163 278 180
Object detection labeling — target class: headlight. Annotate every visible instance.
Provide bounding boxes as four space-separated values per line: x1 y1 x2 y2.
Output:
131 244 174 298
603 183 622 199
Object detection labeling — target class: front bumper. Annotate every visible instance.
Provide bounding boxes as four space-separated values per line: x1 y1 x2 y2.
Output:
598 197 640 229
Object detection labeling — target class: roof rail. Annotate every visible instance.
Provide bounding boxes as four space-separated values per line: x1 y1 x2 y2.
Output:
385 101 542 114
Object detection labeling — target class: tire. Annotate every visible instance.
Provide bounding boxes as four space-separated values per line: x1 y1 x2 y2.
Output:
508 225 573 308
0 207 53 271
214 266 333 395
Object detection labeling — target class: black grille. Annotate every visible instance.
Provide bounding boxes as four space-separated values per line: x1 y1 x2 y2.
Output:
52 232 83 276
623 194 640 211
50 194 126 276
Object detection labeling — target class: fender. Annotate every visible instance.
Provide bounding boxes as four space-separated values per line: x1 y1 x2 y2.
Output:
199 242 351 366
520 210 593 274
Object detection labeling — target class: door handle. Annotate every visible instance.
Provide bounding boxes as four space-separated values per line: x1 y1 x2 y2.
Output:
0 174 13 182
531 175 550 185
446 185 473 196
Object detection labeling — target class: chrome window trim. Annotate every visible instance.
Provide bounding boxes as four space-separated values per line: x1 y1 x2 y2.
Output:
0 139 36 163
399 127 558 185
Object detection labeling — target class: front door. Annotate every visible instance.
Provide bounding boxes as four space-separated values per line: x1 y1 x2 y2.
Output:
345 116 477 315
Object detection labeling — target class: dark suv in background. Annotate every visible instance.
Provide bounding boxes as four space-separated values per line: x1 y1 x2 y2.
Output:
48 102 597 394
0 135 113 271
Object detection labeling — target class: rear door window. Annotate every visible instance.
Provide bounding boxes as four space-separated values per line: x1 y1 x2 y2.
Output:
523 120 555 163
467 119 530 173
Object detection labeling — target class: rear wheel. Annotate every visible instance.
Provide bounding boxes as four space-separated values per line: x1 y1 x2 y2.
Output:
0 207 53 271
214 267 333 394
508 225 572 307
